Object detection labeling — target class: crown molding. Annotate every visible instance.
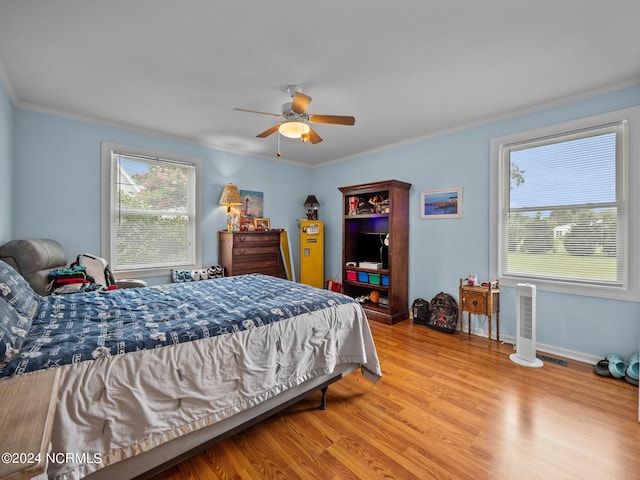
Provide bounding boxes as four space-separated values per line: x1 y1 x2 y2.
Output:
5 70 640 171
0 56 19 105
313 77 640 168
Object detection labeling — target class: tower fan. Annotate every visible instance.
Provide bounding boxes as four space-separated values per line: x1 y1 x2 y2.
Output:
510 283 543 368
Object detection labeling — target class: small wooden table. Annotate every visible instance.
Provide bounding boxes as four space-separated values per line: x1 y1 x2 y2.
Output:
0 368 61 480
459 279 500 342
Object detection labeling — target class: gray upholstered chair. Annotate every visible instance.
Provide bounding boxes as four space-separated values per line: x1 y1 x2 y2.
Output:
0 239 68 295
0 239 147 294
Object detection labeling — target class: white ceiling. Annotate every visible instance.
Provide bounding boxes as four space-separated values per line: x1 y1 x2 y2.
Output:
0 1 639 167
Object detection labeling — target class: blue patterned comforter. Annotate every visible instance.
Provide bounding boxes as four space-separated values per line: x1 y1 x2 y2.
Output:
0 274 356 377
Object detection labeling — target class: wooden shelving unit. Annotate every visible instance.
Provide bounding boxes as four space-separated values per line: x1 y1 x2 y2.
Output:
339 180 411 324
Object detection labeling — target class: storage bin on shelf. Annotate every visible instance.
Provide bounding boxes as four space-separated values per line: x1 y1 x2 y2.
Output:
369 273 381 285
357 271 369 283
381 274 389 286
346 270 357 281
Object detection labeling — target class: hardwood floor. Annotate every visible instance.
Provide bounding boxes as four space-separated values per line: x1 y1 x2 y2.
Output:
151 320 640 480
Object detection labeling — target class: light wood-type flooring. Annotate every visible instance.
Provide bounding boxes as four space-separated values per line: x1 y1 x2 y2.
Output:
152 320 640 479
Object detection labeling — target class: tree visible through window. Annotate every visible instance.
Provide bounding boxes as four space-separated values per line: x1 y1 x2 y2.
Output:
107 150 197 272
504 127 623 284
491 114 635 298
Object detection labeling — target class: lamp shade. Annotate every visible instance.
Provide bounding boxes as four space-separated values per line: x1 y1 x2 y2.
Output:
303 195 320 208
279 121 310 139
219 183 243 211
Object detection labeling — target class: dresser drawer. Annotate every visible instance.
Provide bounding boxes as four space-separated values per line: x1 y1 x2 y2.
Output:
233 261 278 276
234 256 278 269
463 291 487 314
233 246 279 256
238 265 278 276
234 233 279 245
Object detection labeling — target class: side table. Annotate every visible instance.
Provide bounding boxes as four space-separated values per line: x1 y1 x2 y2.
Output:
459 279 500 342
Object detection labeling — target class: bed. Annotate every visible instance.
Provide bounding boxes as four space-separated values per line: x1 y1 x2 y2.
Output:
0 260 381 480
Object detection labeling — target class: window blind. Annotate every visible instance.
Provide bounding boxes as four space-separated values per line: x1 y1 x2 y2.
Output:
110 152 196 271
501 122 626 286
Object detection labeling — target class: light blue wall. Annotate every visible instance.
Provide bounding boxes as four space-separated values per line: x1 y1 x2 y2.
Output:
4 80 640 360
12 109 312 277
0 83 13 243
315 85 640 360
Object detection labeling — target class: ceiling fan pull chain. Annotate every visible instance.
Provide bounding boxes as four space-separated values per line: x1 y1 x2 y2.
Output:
277 131 282 157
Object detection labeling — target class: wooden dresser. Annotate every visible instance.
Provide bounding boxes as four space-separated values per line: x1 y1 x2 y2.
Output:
218 230 286 279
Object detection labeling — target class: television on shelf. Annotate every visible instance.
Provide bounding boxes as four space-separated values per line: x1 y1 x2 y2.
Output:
357 232 388 269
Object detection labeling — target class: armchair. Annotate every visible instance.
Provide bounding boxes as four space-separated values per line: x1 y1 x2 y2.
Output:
0 239 67 295
0 239 147 294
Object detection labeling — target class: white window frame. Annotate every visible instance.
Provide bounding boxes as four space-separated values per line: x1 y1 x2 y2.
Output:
490 106 640 301
101 142 202 278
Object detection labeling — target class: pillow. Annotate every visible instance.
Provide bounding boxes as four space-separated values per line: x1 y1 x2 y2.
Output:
0 298 31 362
0 260 40 319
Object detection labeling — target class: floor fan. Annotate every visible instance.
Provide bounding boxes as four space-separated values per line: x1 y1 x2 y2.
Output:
510 283 543 368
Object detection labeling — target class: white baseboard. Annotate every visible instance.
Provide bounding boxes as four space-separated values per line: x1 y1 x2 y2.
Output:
467 327 600 365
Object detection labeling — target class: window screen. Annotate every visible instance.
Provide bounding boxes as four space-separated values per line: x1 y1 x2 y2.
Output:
109 152 196 271
499 122 626 287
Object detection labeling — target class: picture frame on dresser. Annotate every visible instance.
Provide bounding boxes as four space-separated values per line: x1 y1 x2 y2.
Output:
254 218 270 230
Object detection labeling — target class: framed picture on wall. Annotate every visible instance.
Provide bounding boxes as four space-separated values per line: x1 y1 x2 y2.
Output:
239 190 264 220
420 187 462 219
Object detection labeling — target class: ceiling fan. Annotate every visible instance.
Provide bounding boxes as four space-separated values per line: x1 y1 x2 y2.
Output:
234 85 355 144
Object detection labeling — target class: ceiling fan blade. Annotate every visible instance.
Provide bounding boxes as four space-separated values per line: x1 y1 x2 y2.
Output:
291 92 312 114
234 108 281 117
256 124 280 138
306 127 323 144
309 114 356 126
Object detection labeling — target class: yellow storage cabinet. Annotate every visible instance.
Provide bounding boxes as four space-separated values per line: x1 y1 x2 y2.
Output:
299 220 324 288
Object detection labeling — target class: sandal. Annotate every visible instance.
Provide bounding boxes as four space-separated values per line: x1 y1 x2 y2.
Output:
593 358 611 377
605 353 627 378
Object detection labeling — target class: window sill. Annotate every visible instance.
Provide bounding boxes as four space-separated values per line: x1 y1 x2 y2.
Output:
498 275 638 302
114 266 195 280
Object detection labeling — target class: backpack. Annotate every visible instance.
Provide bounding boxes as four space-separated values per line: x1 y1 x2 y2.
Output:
72 253 116 288
411 298 429 325
427 292 459 333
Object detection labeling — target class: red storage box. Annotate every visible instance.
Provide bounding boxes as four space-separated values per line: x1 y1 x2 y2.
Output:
346 270 357 281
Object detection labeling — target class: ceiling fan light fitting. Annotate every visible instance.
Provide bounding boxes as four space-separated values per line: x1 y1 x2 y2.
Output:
279 121 310 139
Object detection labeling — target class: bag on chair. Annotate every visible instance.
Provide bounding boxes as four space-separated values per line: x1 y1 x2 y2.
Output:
72 253 116 288
47 265 93 294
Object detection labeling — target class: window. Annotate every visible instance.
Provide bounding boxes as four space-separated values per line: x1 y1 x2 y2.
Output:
101 142 201 276
490 106 640 300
